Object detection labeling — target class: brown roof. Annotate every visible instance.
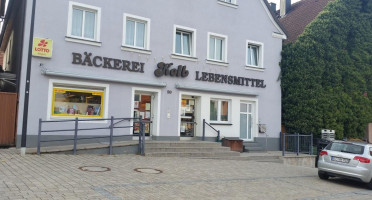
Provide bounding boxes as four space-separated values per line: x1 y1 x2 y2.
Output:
279 0 334 43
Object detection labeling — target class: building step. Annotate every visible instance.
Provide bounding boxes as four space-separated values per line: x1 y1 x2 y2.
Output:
243 142 266 152
146 147 231 153
146 151 241 157
145 141 222 148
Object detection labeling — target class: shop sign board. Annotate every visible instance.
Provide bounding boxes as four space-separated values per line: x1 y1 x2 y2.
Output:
32 37 53 58
72 52 145 73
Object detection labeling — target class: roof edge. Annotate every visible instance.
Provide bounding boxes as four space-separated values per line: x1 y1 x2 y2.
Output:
261 0 288 40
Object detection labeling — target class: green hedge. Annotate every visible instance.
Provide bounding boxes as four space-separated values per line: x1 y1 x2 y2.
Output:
281 0 372 139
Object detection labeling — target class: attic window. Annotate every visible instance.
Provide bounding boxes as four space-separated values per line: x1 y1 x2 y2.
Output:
217 0 238 9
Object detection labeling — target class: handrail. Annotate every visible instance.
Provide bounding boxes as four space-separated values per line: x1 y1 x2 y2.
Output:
202 119 221 142
37 116 146 156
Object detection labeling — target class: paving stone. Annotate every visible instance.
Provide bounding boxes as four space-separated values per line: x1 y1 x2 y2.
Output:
0 148 371 199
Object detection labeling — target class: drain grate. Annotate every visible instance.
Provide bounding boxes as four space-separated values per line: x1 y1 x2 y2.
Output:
134 168 163 174
79 166 111 172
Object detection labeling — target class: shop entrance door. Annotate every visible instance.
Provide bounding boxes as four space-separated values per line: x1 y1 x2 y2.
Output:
133 93 153 136
180 96 196 137
240 102 253 141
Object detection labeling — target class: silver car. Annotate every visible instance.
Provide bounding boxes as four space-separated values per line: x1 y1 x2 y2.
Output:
318 140 372 189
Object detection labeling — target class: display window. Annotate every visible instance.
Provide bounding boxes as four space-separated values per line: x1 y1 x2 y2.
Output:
51 87 104 118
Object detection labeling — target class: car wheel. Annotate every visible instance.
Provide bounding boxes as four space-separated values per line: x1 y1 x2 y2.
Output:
367 179 372 190
318 171 329 180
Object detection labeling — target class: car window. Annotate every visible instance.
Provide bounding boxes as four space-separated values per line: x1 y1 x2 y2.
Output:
326 142 364 154
370 147 372 156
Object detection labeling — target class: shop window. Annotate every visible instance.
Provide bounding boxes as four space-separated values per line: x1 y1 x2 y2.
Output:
52 87 104 118
210 99 230 122
67 2 101 43
246 40 264 69
123 14 151 50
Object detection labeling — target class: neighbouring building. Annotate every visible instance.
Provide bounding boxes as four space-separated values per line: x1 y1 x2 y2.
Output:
0 0 286 153
278 0 334 43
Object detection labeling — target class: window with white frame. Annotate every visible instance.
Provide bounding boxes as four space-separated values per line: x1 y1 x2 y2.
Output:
246 41 263 68
208 33 227 62
210 99 230 122
218 0 238 7
67 2 101 41
222 0 236 4
123 14 150 50
173 25 196 57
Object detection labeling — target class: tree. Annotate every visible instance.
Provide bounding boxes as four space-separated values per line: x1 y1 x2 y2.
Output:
281 0 372 139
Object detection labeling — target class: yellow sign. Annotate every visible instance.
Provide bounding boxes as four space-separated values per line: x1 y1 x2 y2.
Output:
32 37 53 58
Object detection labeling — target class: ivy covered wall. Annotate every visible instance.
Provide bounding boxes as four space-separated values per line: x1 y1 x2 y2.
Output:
281 0 372 139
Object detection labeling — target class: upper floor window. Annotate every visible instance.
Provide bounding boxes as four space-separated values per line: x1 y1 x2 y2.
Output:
207 33 228 63
123 14 151 50
173 25 196 58
217 0 238 8
67 2 101 42
246 40 264 69
222 0 236 3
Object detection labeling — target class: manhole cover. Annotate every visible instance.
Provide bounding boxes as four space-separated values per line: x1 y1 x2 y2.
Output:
78 166 111 172
134 168 163 174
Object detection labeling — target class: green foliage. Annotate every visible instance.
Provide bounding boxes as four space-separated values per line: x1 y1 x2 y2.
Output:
281 0 372 139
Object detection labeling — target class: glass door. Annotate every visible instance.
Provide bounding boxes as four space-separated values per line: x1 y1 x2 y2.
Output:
240 103 253 141
133 93 152 136
180 97 195 137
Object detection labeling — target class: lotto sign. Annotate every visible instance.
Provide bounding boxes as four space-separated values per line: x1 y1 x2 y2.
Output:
32 38 53 58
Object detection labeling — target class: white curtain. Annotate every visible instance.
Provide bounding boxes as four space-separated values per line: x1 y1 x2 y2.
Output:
135 22 145 48
175 32 182 54
84 11 95 39
182 33 190 55
72 8 83 37
252 46 258 66
126 20 135 46
216 38 223 61
209 37 215 59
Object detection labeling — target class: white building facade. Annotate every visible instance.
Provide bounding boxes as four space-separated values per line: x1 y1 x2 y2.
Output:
1 0 286 151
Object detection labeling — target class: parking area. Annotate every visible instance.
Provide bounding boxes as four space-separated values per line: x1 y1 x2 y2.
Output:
1 148 372 200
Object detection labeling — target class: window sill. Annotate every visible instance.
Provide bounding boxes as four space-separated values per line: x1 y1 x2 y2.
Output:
210 122 233 126
121 46 152 55
171 54 198 62
206 59 229 67
65 36 101 47
245 65 265 72
217 1 238 9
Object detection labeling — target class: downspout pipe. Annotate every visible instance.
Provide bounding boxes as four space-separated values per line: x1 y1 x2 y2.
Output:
20 0 36 155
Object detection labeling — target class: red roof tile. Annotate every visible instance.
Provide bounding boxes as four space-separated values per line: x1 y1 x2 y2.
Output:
279 0 334 43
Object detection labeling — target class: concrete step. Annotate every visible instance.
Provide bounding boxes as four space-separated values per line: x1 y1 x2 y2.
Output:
146 147 231 153
145 141 222 148
245 146 266 152
243 142 266 152
243 142 262 148
146 151 241 157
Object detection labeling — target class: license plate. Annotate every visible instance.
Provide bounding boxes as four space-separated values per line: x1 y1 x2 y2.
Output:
331 156 350 163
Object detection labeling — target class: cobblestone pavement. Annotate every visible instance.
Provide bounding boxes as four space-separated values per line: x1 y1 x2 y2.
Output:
1 148 372 200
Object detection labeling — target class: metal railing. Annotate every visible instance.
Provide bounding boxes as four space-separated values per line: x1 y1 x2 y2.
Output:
281 132 313 156
37 116 147 155
202 119 220 142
